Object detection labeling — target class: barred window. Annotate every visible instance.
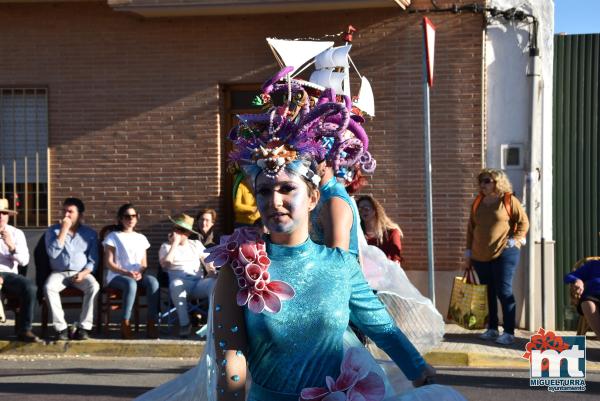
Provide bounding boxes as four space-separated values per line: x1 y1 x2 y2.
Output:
0 88 49 227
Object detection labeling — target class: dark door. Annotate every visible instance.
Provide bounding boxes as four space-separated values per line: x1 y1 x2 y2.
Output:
221 84 262 233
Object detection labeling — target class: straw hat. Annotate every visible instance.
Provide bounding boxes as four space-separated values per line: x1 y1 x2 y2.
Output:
0 198 17 215
168 213 200 235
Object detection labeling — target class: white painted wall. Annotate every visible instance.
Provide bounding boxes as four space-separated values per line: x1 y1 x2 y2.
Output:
485 0 555 329
486 0 553 237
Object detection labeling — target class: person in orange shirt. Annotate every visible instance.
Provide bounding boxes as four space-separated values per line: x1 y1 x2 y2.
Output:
465 168 529 345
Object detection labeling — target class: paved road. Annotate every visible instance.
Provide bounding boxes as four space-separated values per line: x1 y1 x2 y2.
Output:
1 356 599 400
0 355 196 401
434 367 599 400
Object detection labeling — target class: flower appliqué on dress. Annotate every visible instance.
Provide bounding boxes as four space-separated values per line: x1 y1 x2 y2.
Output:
300 347 385 401
205 227 295 314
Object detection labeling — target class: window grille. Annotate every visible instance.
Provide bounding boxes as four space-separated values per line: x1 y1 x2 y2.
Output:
0 88 49 227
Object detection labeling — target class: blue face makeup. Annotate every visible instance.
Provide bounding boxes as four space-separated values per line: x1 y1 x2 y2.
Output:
255 170 310 235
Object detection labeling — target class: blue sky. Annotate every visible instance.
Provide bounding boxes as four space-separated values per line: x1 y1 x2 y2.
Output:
555 0 600 34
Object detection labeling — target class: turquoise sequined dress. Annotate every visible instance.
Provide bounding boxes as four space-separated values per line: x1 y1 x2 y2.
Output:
310 176 360 257
245 237 426 401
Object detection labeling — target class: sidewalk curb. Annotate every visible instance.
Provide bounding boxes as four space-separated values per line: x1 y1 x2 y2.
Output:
425 350 600 372
2 340 600 373
424 351 529 369
0 340 204 359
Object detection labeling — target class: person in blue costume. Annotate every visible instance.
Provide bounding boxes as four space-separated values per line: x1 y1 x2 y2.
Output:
134 65 458 401
308 88 373 258
311 163 360 257
213 161 437 401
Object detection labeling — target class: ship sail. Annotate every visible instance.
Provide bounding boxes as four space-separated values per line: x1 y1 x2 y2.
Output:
266 38 334 76
314 45 351 69
354 76 375 117
265 38 375 117
310 44 352 96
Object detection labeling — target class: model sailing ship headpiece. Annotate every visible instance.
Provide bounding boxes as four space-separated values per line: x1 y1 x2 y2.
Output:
228 26 376 187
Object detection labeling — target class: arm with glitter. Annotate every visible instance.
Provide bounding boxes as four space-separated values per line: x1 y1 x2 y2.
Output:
321 197 353 252
345 252 434 384
213 264 248 401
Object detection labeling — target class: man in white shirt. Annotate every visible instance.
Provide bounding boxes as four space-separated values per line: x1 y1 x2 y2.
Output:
0 198 41 342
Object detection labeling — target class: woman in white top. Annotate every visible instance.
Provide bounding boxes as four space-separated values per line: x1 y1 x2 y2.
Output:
159 213 217 338
103 203 159 339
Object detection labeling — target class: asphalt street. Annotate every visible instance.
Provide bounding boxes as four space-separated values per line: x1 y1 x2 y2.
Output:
434 367 600 400
0 356 598 400
0 355 196 401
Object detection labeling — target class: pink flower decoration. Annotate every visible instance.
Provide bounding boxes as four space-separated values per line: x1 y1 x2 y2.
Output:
300 348 385 401
205 227 261 267
205 227 295 314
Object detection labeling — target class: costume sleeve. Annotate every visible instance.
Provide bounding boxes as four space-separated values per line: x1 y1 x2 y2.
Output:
564 260 599 283
85 230 99 272
12 228 30 267
346 252 426 380
213 264 248 400
510 195 529 243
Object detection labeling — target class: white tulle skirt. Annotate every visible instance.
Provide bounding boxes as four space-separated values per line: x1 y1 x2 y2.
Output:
357 228 445 354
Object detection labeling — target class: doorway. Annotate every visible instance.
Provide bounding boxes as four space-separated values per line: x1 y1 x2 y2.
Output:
221 84 262 233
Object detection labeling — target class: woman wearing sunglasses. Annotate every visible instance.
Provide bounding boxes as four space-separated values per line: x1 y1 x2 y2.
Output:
465 168 529 345
103 203 160 339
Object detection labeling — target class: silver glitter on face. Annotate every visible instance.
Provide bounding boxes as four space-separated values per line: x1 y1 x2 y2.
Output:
255 170 311 235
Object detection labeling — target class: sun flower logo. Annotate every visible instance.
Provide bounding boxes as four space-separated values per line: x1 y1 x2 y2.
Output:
522 327 571 372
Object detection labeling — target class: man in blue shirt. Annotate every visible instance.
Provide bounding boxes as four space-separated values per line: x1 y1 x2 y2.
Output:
44 197 99 340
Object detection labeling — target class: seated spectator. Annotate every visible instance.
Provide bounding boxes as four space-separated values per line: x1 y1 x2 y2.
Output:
357 194 404 264
564 259 600 337
44 197 99 341
159 213 216 338
0 198 41 342
103 203 160 339
192 208 220 248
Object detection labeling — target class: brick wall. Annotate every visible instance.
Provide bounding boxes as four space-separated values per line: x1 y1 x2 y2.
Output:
0 0 483 271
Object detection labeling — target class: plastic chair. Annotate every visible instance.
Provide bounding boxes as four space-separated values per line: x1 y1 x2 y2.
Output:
156 266 209 334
